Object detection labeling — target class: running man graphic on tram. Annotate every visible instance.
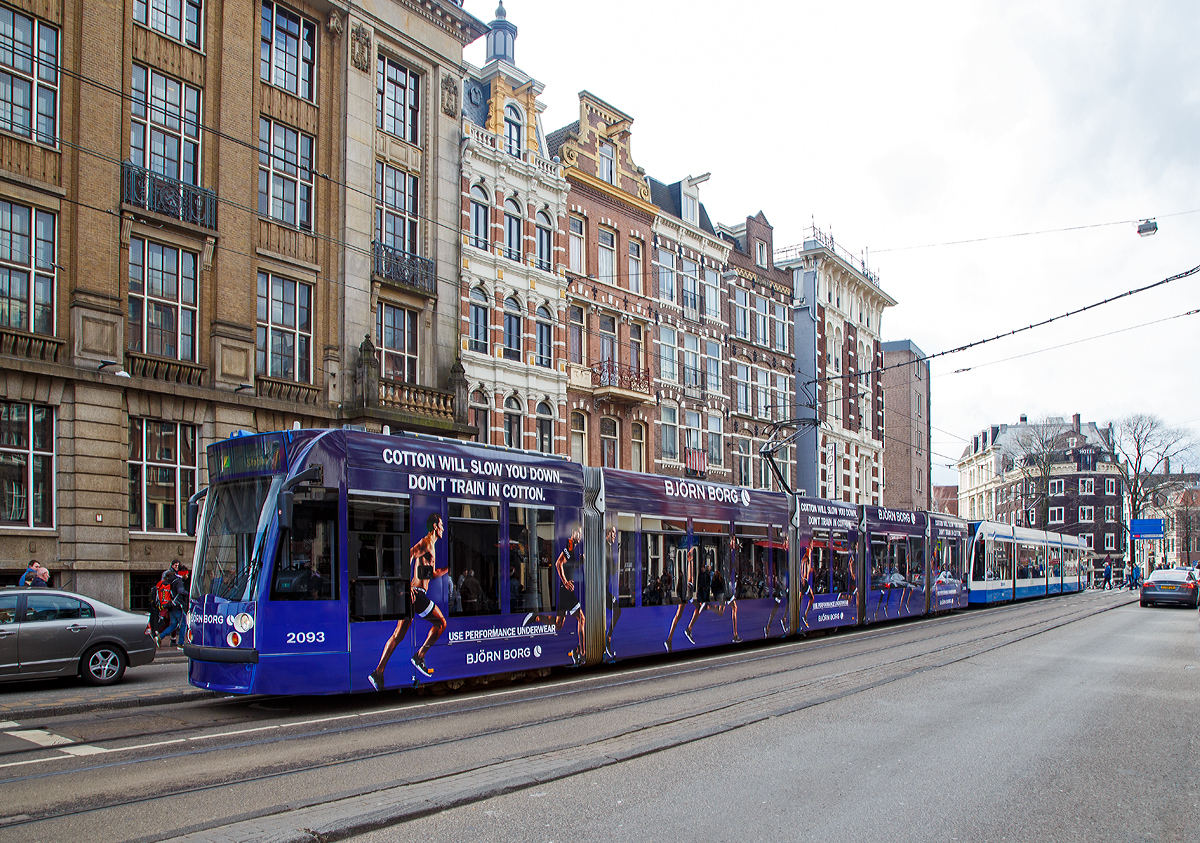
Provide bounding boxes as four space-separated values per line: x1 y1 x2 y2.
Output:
369 512 447 689
603 523 621 663
523 526 586 667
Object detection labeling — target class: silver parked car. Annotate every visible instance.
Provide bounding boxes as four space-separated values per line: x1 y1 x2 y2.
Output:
0 587 156 685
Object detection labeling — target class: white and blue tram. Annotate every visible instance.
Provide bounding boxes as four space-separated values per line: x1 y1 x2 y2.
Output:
967 521 1086 605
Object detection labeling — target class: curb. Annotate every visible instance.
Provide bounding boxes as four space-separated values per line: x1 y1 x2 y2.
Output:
1 688 223 721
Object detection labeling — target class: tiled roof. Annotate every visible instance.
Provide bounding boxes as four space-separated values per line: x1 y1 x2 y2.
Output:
545 121 578 158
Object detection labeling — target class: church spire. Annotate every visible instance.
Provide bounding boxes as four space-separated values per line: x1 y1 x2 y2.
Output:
485 1 517 65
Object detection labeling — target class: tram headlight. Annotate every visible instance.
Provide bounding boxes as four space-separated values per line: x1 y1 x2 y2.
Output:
227 631 241 647
233 612 255 634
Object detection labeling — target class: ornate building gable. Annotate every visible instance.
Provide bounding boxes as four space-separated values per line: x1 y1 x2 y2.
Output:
549 92 654 209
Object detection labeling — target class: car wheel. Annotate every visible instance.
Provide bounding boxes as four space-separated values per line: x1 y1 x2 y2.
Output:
81 644 127 686
1139 600 1148 607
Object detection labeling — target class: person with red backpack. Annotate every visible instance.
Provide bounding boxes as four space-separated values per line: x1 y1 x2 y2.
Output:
158 560 187 647
152 573 173 640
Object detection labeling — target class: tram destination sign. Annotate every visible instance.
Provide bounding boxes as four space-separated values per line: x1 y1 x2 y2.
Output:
209 433 287 481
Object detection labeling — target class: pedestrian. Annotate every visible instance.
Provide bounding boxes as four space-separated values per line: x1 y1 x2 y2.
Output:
19 559 39 586
158 560 187 647
1102 556 1112 590
33 565 50 587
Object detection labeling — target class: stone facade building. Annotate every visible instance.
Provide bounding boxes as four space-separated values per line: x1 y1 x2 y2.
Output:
0 0 485 606
777 227 893 504
881 339 931 511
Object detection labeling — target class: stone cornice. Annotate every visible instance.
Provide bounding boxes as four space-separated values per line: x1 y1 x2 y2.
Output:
565 168 658 217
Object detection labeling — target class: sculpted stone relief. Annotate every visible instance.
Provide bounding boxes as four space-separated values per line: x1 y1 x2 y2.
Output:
351 24 371 73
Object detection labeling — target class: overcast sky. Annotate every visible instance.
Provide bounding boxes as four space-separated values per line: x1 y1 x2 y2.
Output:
464 1 1200 484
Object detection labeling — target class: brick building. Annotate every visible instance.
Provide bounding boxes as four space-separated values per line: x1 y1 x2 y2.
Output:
881 339 931 511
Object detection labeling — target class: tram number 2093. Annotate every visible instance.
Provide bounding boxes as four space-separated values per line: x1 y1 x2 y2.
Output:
286 631 326 644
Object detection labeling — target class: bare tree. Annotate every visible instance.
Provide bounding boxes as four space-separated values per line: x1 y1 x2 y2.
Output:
1009 417 1068 528
1107 414 1196 566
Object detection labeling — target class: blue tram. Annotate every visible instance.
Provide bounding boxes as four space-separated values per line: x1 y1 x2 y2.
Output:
181 429 1071 696
966 521 1085 606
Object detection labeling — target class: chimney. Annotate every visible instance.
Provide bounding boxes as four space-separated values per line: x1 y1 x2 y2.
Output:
1019 413 1027 424
1072 413 1081 432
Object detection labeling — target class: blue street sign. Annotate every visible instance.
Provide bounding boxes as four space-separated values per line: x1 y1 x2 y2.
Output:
1130 518 1164 539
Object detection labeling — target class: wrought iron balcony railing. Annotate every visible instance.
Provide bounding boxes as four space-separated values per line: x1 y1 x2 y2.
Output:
591 360 651 394
373 241 436 295
122 161 217 230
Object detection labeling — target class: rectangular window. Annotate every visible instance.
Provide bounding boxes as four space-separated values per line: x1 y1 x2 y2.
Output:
598 228 615 283
0 401 53 528
755 240 767 267
569 305 583 364
128 418 196 533
348 497 411 622
374 161 418 255
773 302 788 351
707 414 722 466
1049 479 1064 496
756 368 770 419
628 240 642 294
376 55 419 144
916 393 923 418
661 406 678 461
736 439 750 487
447 502 502 616
1079 478 1094 495
702 268 720 319
130 65 202 187
468 290 488 354
656 248 674 303
775 373 788 420
682 194 697 223
260 1 316 101
0 8 58 145
705 340 721 393
509 506 555 614
1105 477 1115 495
598 140 615 183
1081 533 1093 550
733 288 749 339
679 258 698 314
127 237 198 361
1104 533 1115 551
568 216 584 274
377 302 418 382
259 118 314 230
1049 506 1064 524
1079 506 1094 522
1105 505 1115 522
535 315 552 368
630 323 643 373
0 200 55 335
735 363 750 414
755 295 769 345
659 326 676 382
256 271 312 382
135 0 203 48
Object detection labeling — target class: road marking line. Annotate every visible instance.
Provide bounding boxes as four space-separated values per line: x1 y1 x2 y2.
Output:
59 744 108 756
5 729 72 747
0 721 20 729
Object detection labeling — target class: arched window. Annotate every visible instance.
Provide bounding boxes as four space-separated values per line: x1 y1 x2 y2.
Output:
470 185 489 250
503 296 522 361
504 197 522 262
535 210 552 271
570 411 586 463
535 305 552 368
468 287 489 353
600 417 618 468
504 104 522 157
536 401 553 453
630 422 645 472
504 396 522 448
470 389 489 444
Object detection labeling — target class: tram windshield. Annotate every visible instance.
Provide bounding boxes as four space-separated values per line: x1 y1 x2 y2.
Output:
192 475 283 602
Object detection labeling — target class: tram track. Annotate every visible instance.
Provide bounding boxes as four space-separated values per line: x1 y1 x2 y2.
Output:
0 591 1131 841
0 589 1110 769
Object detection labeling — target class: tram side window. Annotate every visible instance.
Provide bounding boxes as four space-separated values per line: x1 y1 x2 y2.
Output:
348 497 410 622
991 540 1013 581
642 520 686 605
909 536 926 591
1016 542 1038 579
612 512 636 608
693 520 730 603
448 502 500 616
509 506 554 615
733 522 768 599
271 499 337 601
810 533 831 595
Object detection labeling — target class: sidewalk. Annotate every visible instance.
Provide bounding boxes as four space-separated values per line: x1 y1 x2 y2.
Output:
0 652 220 721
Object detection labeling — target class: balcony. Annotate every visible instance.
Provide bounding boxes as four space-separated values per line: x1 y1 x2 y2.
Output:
591 360 652 405
373 241 436 296
124 351 206 386
378 377 455 422
122 162 217 230
0 326 64 363
257 375 321 406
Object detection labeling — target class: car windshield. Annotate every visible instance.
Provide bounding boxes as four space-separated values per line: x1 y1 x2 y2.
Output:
192 475 282 602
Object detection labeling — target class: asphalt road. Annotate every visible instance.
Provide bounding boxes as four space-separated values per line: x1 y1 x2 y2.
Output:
2 590 1194 843
346 597 1199 843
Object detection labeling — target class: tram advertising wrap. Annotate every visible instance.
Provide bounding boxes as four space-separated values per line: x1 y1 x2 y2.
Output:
182 429 1084 697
